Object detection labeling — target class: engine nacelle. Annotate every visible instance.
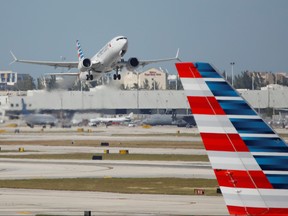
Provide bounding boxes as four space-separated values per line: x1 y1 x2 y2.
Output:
79 71 89 81
78 58 92 72
126 57 139 71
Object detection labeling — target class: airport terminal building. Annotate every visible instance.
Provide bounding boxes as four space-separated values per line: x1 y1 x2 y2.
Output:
1 86 288 116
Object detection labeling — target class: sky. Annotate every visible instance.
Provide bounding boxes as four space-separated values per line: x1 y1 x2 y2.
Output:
0 0 287 79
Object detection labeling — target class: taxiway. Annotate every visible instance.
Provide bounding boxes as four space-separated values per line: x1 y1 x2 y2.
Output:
0 188 228 216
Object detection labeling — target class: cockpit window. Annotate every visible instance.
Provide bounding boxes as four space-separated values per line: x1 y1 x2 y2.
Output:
116 37 127 41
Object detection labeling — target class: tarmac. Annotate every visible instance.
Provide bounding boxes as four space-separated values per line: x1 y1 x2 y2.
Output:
0 125 232 215
0 188 228 216
0 159 213 180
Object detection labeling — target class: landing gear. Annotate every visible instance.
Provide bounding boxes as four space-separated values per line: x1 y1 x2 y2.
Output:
86 73 94 81
113 74 121 80
113 67 121 80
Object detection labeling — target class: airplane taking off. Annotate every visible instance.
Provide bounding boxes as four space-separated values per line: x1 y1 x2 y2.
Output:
176 62 288 215
10 36 180 81
88 112 133 126
20 98 57 128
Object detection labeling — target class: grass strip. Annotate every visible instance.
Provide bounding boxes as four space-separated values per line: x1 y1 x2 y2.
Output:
0 178 219 196
0 150 20 153
0 153 209 161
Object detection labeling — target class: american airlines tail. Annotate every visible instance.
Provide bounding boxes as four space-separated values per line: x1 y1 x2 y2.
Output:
76 40 84 60
176 62 288 215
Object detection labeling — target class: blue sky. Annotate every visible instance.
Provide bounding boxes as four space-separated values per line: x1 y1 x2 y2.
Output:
0 0 287 78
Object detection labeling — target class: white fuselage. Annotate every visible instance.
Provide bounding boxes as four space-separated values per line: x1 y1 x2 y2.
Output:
90 116 131 124
89 113 132 125
91 36 128 73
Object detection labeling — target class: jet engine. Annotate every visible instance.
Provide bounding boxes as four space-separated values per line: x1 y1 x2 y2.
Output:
126 57 139 71
78 58 92 72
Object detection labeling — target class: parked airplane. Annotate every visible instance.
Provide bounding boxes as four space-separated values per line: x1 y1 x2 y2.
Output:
176 62 288 215
142 113 195 127
20 98 58 128
10 36 180 81
88 112 133 126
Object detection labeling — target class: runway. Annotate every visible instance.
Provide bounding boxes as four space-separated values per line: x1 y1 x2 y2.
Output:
0 188 228 216
0 145 207 156
0 159 213 180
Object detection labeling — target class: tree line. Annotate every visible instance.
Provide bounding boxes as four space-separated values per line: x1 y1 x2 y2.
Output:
224 71 288 90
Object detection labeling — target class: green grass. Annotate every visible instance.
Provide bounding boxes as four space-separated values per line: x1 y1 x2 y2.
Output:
0 150 19 153
0 153 209 161
0 178 219 196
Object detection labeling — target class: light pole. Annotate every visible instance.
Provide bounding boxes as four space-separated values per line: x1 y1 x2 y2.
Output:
230 62 235 87
137 71 139 110
60 56 66 73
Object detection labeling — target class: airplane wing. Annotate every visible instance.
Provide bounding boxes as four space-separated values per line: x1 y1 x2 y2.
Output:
115 49 181 70
10 51 78 69
138 49 181 67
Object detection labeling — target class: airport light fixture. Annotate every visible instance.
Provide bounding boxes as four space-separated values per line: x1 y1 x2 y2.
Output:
230 62 235 87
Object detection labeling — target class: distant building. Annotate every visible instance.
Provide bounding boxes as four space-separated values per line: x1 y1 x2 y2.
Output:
0 71 17 89
123 68 167 90
256 72 288 85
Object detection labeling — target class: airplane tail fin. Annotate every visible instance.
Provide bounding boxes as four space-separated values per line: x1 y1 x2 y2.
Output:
125 112 134 120
76 40 84 61
176 62 288 215
21 98 30 115
128 112 134 118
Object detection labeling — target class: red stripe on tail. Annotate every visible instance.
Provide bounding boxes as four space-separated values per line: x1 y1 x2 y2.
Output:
175 62 202 78
187 96 225 115
200 133 249 152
